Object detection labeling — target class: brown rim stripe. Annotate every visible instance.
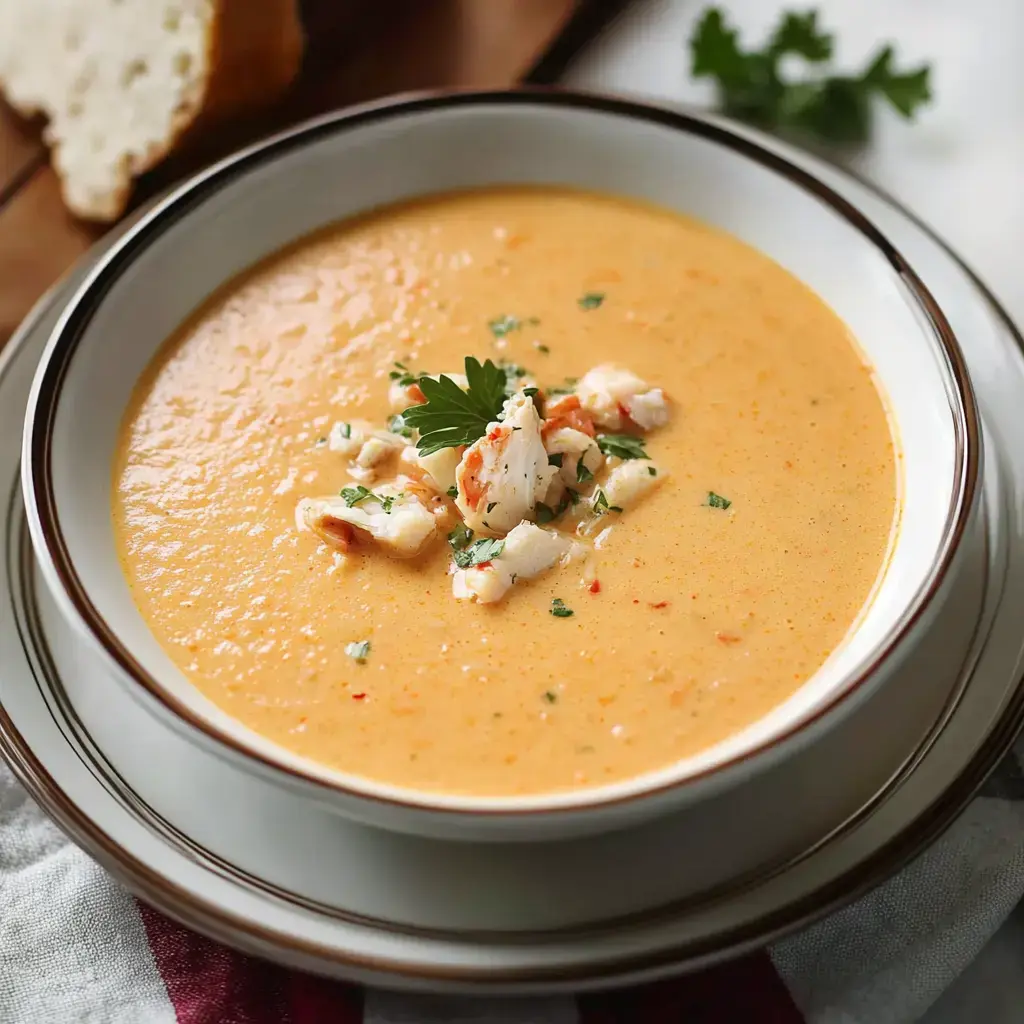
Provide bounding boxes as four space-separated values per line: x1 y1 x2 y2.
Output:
23 89 982 823
0 107 1023 984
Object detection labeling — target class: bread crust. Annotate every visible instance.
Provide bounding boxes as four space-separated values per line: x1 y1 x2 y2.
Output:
51 0 304 221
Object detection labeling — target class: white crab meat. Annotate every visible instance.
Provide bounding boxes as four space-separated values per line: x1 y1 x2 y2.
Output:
296 490 439 558
576 364 671 431
455 392 557 535
398 445 461 495
355 431 410 470
452 522 570 604
327 420 365 456
544 426 604 488
603 459 667 511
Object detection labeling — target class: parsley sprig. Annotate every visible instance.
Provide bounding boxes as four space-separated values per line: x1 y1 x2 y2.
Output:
402 356 507 456
340 486 399 513
690 7 932 145
597 434 649 460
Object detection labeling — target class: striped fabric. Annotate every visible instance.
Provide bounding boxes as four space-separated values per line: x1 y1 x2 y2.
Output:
3 739 1024 1024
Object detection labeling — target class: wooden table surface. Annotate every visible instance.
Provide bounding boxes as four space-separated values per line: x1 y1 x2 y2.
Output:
0 0 578 351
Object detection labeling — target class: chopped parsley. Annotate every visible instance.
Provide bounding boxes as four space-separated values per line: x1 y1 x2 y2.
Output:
648 466 658 477
593 489 623 515
486 501 498 513
523 386 540 399
578 292 605 311
340 486 400 513
707 491 732 510
534 488 577 524
453 537 505 569
548 453 564 468
345 640 371 662
542 690 558 703
337 422 352 439
446 485 458 498
315 436 328 447
576 460 594 484
488 314 538 339
387 413 414 438
550 598 574 618
448 521 474 552
535 343 550 354
597 434 649 460
388 361 418 387
339 485 376 507
402 356 507 456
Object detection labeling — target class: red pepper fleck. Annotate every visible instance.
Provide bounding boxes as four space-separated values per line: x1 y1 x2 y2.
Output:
716 632 742 646
352 693 367 700
589 580 601 594
476 561 493 569
487 427 503 441
649 600 670 609
633 598 640 604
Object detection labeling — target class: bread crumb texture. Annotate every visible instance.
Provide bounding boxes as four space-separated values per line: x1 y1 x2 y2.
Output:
0 1 302 220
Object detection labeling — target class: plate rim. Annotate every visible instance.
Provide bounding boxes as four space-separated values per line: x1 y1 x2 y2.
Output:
0 90 1022 989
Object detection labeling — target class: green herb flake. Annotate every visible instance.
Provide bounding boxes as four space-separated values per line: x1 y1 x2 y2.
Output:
597 434 649 460
453 537 505 569
578 292 605 311
488 315 526 339
448 522 474 552
550 598 575 618
486 501 498 513
388 362 419 387
446 485 458 498
345 640 371 663
548 453 564 468
707 491 732 510
648 466 657 477
523 386 540 399
535 343 551 354
315 436 328 447
593 490 623 516
387 413 414 438
402 356 507 456
339 422 352 439
340 485 375 507
689 7 932 146
542 690 558 704
576 460 594 484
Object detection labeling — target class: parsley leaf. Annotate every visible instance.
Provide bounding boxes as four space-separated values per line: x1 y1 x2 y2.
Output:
707 491 732 509
548 453 564 468
576 460 594 484
453 537 505 569
596 434 649 460
578 292 605 310
543 690 558 703
550 598 574 618
446 485 458 498
402 356 507 456
388 361 419 387
690 6 932 146
345 640 371 662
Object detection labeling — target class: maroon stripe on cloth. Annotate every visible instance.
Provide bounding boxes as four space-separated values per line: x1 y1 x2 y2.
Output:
138 903 363 1024
577 953 804 1024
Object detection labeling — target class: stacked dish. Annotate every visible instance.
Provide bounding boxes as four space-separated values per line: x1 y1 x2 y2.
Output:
2 90 1023 992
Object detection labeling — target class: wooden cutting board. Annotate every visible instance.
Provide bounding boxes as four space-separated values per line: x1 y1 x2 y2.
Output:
0 0 578 351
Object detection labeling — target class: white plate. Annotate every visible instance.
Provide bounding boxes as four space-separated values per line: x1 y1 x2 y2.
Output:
2 95 1024 993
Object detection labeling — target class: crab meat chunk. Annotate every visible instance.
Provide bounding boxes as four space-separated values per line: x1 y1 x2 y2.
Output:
355 430 410 469
603 459 667 511
400 445 462 495
576 364 671 431
452 522 570 604
296 489 439 558
544 426 603 488
455 392 557 535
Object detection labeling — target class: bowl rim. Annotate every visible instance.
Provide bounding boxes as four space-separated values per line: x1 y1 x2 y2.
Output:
22 86 981 821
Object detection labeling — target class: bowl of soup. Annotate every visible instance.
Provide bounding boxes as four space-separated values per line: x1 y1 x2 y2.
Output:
22 91 979 843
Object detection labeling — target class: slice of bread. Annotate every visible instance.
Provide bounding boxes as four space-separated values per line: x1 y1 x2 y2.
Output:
0 1 304 221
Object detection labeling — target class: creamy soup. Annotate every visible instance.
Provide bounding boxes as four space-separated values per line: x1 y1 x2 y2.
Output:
113 188 897 797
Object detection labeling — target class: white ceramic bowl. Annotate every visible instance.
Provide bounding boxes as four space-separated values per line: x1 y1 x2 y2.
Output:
21 90 981 842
